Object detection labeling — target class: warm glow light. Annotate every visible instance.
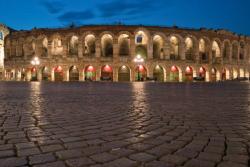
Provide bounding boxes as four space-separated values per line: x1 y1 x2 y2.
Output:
171 66 178 72
199 67 205 73
138 65 145 72
134 55 144 63
121 65 127 70
212 68 216 74
186 66 192 73
103 65 112 72
155 65 160 70
55 66 62 72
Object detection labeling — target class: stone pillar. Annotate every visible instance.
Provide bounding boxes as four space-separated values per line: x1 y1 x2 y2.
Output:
147 37 153 59
113 37 119 59
78 40 83 58
147 65 153 78
62 39 68 58
130 35 135 58
64 68 69 81
96 66 101 81
47 41 52 58
113 66 118 82
95 39 101 58
180 41 185 60
163 43 170 60
37 68 42 81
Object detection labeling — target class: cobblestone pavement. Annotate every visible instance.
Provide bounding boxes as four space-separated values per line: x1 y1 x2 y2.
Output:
0 82 250 167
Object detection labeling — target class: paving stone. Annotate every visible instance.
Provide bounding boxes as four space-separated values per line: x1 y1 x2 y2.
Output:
33 161 66 167
65 157 95 167
217 161 248 167
197 152 222 163
40 144 64 153
17 147 40 156
29 153 56 165
90 152 118 163
184 159 216 167
0 150 15 158
103 157 137 167
223 154 249 164
160 154 188 166
144 160 175 167
129 152 156 162
0 157 27 167
56 149 83 159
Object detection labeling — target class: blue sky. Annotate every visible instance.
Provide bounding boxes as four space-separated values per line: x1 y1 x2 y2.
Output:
0 0 249 35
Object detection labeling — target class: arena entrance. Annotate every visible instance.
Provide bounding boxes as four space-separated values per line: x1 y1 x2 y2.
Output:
31 67 38 81
69 66 79 81
135 65 147 81
153 65 164 82
101 65 113 81
211 68 217 82
198 67 206 81
85 65 96 81
170 66 179 82
54 66 63 82
42 66 50 81
118 65 130 82
185 66 193 82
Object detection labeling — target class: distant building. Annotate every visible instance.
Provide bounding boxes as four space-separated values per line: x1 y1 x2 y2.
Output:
2 25 250 82
0 24 10 80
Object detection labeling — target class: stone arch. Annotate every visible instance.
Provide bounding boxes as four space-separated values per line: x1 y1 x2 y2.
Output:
118 34 130 56
84 65 96 81
184 66 194 82
101 34 113 57
135 65 147 81
69 65 79 81
210 67 219 82
118 65 131 82
153 65 164 82
232 41 239 60
239 41 245 60
37 35 48 57
198 66 207 81
221 67 230 80
222 40 231 61
41 66 50 81
84 34 96 56
212 39 221 57
24 36 36 58
135 29 149 59
68 35 79 56
184 37 195 61
168 34 183 60
53 66 63 82
239 68 245 78
16 37 24 57
51 34 63 56
153 35 164 59
199 37 210 63
101 65 113 81
232 68 238 79
170 65 182 82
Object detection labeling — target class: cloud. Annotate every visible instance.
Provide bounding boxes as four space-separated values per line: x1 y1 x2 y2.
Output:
57 10 96 23
41 0 65 14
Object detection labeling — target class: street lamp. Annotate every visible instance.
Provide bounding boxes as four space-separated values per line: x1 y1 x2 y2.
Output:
30 57 40 81
134 55 144 81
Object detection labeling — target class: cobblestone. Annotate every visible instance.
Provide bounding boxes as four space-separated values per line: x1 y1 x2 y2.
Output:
0 82 250 166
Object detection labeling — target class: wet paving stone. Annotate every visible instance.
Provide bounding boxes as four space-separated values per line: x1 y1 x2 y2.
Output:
0 81 250 166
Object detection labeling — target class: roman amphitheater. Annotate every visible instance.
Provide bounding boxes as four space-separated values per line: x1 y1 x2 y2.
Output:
0 24 249 82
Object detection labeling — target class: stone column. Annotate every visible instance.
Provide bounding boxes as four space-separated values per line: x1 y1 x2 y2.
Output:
113 66 118 82
113 37 119 59
78 40 83 58
147 37 153 59
180 41 185 60
130 35 135 58
163 43 170 60
47 41 52 59
95 39 101 58
62 39 68 58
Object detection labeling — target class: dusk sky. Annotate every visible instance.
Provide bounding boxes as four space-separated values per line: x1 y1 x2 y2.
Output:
0 0 249 35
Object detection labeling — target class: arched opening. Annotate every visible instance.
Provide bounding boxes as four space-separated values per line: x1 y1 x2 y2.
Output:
221 68 230 81
239 68 244 78
84 35 96 56
135 65 147 81
185 37 194 61
41 38 48 57
118 65 130 82
118 34 130 56
31 67 38 81
233 68 238 79
54 66 63 82
212 41 221 64
153 35 164 59
51 36 63 56
170 36 179 60
198 67 206 81
239 42 245 60
153 65 164 82
42 66 50 81
84 65 96 81
170 66 179 82
135 31 148 59
199 38 209 63
211 68 217 82
232 42 238 60
223 41 230 61
101 34 113 57
185 66 193 82
69 36 78 55
101 65 113 81
69 66 79 81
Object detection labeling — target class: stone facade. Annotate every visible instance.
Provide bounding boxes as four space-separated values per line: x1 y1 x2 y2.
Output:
3 25 250 82
0 24 10 79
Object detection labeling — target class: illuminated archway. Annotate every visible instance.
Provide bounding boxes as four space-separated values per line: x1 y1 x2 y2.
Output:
85 65 96 81
239 68 244 78
198 67 206 81
118 34 130 56
153 65 164 82
42 66 50 81
211 68 217 82
54 66 63 82
135 31 148 59
170 66 179 82
101 65 113 81
233 68 238 79
185 66 193 82
69 66 79 81
31 67 38 81
153 35 164 59
170 36 179 60
118 65 130 82
84 34 96 56
101 34 113 57
221 68 230 80
135 65 147 81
